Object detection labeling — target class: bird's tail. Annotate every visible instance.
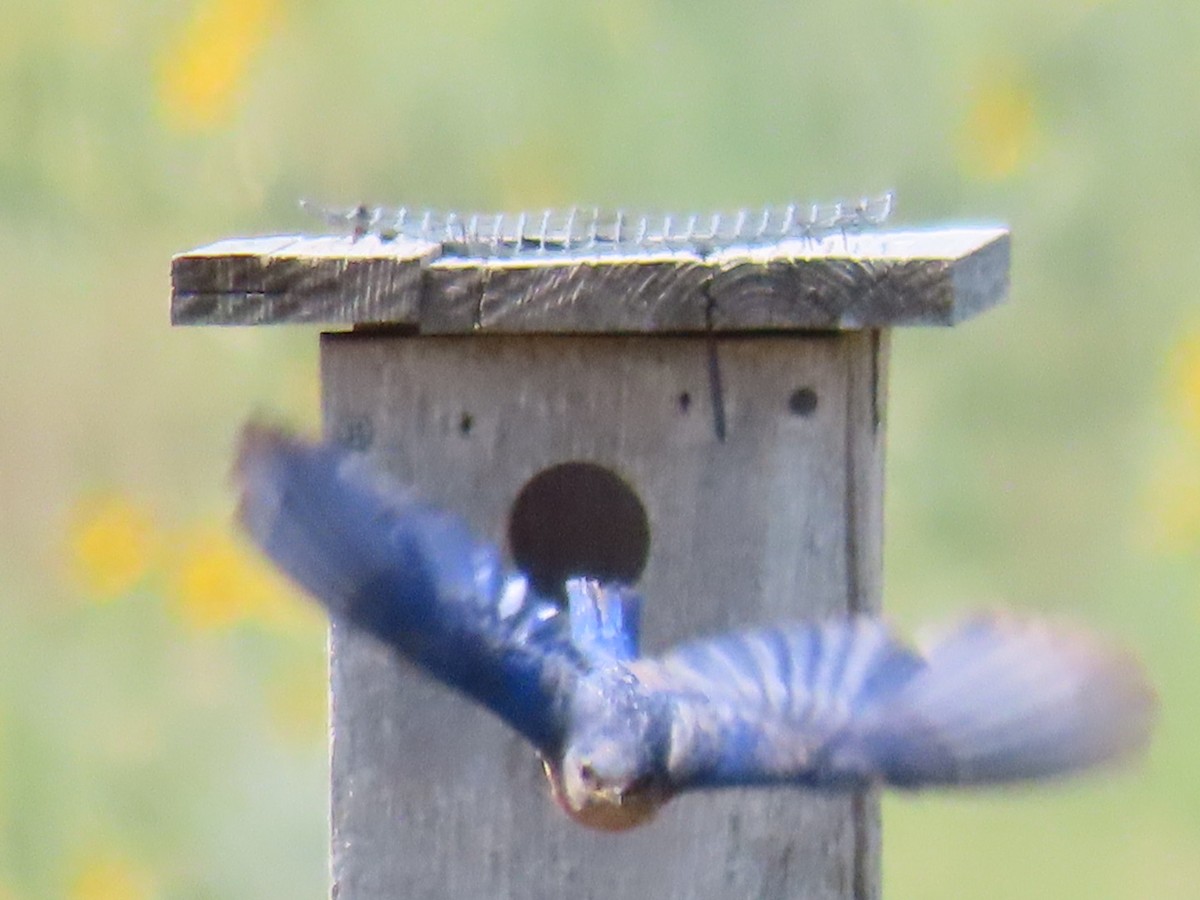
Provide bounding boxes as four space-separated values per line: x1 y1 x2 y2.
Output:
859 613 1156 787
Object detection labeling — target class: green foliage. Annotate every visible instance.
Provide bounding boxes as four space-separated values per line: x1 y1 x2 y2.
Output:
1 1 1196 897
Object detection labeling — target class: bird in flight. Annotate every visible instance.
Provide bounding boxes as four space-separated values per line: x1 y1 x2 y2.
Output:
234 422 1154 832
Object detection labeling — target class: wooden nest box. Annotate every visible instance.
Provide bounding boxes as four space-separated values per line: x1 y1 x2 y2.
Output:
172 202 1009 899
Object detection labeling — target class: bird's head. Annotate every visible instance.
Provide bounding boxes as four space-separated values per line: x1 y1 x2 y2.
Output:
546 737 669 831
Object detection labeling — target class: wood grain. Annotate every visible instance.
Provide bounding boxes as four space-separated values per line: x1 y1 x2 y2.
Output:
172 228 1008 330
322 331 887 899
171 234 440 325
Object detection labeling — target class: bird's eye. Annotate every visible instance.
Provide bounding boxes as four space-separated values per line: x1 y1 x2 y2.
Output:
579 763 597 785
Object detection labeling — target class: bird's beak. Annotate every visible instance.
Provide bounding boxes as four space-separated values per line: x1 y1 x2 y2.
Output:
596 786 625 807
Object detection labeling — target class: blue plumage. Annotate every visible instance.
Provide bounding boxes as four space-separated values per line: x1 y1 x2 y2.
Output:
565 579 641 662
235 424 1156 831
236 423 580 753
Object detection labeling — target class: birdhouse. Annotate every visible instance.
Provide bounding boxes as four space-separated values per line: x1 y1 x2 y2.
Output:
172 201 1010 899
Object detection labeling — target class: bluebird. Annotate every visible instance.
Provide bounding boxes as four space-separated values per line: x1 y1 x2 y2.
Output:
234 423 1155 832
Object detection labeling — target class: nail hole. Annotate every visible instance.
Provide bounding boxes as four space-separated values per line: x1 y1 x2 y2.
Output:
508 462 650 601
459 412 473 436
788 387 818 417
336 417 374 451
678 391 692 414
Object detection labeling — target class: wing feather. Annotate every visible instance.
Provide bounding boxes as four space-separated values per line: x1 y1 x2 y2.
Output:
631 619 915 788
633 614 1153 792
234 423 579 753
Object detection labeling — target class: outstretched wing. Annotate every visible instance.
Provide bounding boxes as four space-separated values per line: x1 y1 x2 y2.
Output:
234 423 581 754
631 614 1154 792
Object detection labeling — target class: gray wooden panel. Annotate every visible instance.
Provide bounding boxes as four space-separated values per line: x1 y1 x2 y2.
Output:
419 253 712 334
322 332 886 900
172 227 1008 330
171 234 440 325
463 252 709 332
708 229 1010 328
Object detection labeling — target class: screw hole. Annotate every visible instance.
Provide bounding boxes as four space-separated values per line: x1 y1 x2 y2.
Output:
337 417 374 451
459 413 473 436
508 462 650 601
788 387 818 417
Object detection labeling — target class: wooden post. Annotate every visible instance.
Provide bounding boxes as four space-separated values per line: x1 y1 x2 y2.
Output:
173 215 1009 900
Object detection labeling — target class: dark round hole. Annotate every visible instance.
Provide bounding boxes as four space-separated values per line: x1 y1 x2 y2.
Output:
508 462 650 601
678 391 692 414
459 412 473 436
788 387 818 417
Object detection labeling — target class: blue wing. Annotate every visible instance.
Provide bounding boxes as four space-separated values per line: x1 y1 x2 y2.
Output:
234 423 582 754
631 614 1154 791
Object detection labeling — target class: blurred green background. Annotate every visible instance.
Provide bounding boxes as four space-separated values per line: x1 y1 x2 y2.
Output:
1 0 1197 897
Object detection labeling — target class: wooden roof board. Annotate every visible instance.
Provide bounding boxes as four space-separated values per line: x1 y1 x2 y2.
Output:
171 226 1009 331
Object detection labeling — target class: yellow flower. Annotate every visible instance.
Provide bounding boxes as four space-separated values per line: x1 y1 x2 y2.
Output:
69 856 153 900
1142 331 1200 552
67 495 157 600
1141 448 1200 553
1167 331 1200 441
958 72 1038 180
157 0 282 132
168 526 316 632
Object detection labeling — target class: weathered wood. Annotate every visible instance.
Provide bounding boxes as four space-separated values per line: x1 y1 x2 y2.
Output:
172 228 1008 330
471 251 712 332
323 331 887 900
709 229 1010 328
171 235 440 325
